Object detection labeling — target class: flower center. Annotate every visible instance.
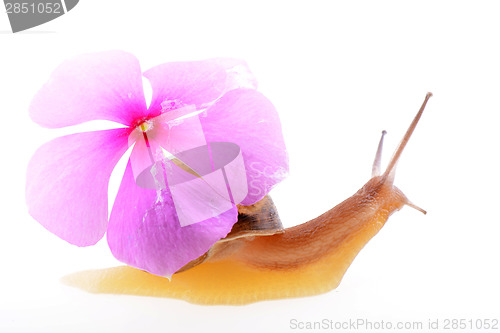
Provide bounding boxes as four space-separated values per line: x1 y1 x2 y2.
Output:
138 119 153 132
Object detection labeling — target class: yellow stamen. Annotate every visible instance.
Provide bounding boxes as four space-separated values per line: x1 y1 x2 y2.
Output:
139 121 151 132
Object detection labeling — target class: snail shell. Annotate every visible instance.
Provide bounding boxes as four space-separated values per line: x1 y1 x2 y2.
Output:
177 195 283 272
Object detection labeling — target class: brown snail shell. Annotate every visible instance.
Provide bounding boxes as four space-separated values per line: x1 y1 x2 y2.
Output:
177 195 283 272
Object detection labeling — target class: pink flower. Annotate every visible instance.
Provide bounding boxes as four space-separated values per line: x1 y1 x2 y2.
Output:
26 51 288 277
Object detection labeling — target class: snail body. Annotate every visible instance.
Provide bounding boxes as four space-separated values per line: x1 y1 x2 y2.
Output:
64 93 432 305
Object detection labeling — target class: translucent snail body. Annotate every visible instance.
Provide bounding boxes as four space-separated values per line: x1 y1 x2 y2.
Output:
64 93 432 305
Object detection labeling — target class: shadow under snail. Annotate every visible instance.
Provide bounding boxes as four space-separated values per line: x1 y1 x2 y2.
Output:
64 93 432 305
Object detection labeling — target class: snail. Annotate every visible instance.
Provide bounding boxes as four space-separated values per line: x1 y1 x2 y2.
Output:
63 93 432 305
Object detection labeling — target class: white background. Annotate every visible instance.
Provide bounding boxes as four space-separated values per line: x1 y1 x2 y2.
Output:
1 1 499 332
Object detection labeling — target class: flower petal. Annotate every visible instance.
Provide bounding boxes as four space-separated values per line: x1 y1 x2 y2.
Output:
30 51 147 128
143 58 257 117
26 128 131 245
200 89 289 205
107 160 237 277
